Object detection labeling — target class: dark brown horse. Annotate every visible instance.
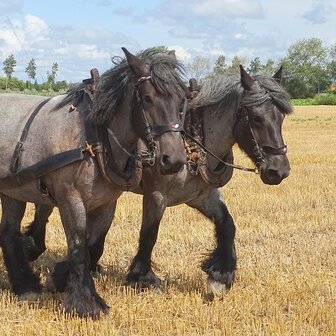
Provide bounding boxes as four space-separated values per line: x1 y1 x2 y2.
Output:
23 65 292 296
0 48 188 318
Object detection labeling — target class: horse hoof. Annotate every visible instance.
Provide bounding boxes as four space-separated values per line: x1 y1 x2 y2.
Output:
18 291 40 302
126 272 161 291
207 278 229 296
64 290 109 319
126 281 162 293
152 287 162 294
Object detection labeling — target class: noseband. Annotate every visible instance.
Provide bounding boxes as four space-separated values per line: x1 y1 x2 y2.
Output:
237 93 287 168
135 74 185 166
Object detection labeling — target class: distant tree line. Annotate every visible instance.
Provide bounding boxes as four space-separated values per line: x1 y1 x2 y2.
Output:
1 38 336 98
187 38 336 98
1 55 68 93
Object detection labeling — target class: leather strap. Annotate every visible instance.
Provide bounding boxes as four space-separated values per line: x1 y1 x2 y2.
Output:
199 151 234 188
0 147 85 189
10 98 51 175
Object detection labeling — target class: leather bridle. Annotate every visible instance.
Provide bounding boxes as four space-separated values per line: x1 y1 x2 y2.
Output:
182 89 288 175
108 74 186 166
236 92 288 169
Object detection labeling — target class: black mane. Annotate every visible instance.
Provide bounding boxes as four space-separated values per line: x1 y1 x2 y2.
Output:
190 73 293 114
53 49 187 125
91 49 186 125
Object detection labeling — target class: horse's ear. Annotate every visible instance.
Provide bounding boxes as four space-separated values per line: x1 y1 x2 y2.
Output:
168 50 176 59
121 47 148 76
273 65 283 83
240 65 256 91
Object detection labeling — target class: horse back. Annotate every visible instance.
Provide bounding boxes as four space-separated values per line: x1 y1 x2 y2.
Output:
0 94 84 177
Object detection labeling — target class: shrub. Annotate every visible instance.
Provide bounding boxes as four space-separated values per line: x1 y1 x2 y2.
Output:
313 93 336 105
291 98 314 106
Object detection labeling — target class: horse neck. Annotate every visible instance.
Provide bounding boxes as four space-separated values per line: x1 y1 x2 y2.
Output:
106 98 138 172
201 104 237 170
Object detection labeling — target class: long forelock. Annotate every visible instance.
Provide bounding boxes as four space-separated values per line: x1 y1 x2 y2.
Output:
254 75 293 114
147 53 187 97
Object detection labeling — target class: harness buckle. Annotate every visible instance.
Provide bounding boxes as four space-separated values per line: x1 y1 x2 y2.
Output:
84 141 95 157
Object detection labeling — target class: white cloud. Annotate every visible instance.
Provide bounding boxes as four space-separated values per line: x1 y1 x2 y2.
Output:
167 45 192 61
0 0 23 15
79 0 112 6
24 14 49 41
0 14 138 82
192 0 264 19
55 44 110 60
1 1 336 82
234 33 246 40
0 21 22 56
302 1 331 24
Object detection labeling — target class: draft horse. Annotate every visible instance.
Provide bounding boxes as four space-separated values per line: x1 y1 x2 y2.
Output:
23 65 293 295
0 48 188 318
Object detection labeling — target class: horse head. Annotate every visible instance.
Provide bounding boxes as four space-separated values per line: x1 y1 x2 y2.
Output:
122 48 187 175
234 65 292 185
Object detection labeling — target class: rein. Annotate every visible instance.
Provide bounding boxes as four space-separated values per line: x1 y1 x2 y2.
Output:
182 130 258 173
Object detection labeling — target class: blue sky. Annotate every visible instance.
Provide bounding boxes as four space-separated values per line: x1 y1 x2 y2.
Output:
1 0 335 82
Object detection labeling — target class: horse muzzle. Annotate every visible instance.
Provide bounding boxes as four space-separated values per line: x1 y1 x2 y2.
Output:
159 152 186 175
259 155 290 185
157 132 187 175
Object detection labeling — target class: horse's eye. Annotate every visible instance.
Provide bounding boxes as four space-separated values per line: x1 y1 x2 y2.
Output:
143 95 153 104
252 115 264 124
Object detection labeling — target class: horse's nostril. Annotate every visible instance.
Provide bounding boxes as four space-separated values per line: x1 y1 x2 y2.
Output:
267 169 280 177
160 154 186 174
268 169 281 179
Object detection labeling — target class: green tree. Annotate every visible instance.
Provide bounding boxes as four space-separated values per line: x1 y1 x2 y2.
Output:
281 38 329 98
328 43 336 84
263 59 276 75
213 55 227 75
53 80 70 92
249 57 263 75
2 54 17 90
25 58 37 88
187 55 211 80
46 62 58 90
226 55 245 73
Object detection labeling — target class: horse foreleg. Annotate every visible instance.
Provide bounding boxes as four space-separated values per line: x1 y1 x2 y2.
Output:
87 201 117 272
44 201 116 292
0 195 41 299
55 187 108 318
126 192 165 289
22 203 54 261
187 189 236 294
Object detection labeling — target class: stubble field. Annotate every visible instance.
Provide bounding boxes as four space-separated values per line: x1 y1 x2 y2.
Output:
0 105 335 335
